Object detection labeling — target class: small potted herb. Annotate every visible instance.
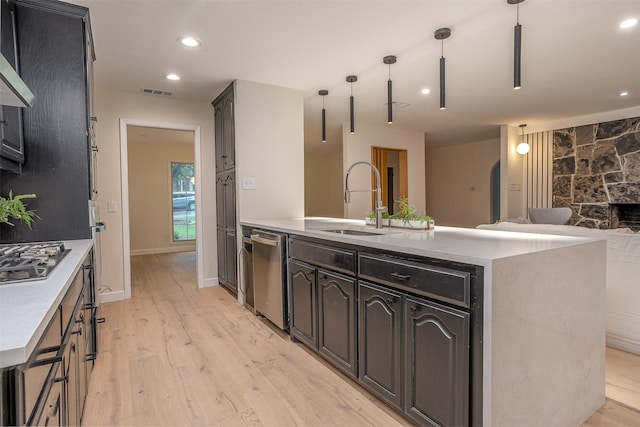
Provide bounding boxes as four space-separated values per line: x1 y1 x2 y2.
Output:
0 191 38 229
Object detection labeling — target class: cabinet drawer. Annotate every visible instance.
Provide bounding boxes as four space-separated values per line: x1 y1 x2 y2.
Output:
359 253 470 309
289 238 356 275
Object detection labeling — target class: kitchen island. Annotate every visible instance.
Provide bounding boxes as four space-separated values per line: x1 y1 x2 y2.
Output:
241 217 606 427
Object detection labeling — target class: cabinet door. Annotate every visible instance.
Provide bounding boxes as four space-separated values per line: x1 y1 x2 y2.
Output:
358 281 403 409
214 102 224 170
289 260 317 348
65 338 79 427
318 270 357 378
224 230 237 292
221 94 235 168
217 228 227 285
404 297 469 427
31 363 64 427
223 172 236 229
0 0 25 165
215 174 225 227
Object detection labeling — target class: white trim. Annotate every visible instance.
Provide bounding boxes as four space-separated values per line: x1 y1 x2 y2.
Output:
130 246 196 256
203 277 219 287
99 290 127 304
119 118 203 300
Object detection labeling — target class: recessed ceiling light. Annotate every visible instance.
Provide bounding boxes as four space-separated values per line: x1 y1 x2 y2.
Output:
619 18 638 29
421 88 431 95
620 91 629 97
166 74 181 81
178 36 203 47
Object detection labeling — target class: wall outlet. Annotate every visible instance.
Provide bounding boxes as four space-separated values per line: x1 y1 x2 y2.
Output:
509 183 522 191
107 200 117 213
242 176 256 190
470 185 477 192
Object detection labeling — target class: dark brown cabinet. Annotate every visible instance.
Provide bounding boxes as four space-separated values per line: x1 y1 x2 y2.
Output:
358 281 403 409
215 169 236 292
289 238 358 379
404 297 469 426
213 83 237 294
289 260 317 348
0 0 25 172
214 87 234 170
318 270 357 378
0 0 95 243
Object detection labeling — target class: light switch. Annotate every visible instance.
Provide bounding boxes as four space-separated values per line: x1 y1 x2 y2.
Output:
242 176 256 190
107 200 117 213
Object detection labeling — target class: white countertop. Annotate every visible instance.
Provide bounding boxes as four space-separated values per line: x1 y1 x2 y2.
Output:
0 239 93 368
241 217 600 265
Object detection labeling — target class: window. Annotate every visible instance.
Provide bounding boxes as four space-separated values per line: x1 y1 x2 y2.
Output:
171 162 196 241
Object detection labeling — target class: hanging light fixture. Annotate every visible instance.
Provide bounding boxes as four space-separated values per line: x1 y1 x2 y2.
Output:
516 123 530 154
319 89 328 143
383 55 397 124
434 27 451 110
346 75 357 134
508 0 525 90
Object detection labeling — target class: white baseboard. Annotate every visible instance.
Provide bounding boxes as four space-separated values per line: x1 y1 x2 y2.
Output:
607 333 640 356
202 277 219 288
130 245 196 256
99 290 127 303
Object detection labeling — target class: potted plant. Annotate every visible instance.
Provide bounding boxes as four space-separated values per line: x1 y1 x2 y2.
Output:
0 191 38 228
365 211 392 227
389 197 435 229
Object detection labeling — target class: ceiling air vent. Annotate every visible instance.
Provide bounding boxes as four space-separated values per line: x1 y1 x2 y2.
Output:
140 87 173 96
384 101 411 109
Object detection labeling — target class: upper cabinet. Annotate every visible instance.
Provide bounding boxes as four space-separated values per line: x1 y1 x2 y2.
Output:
0 0 25 172
213 84 235 170
0 0 95 243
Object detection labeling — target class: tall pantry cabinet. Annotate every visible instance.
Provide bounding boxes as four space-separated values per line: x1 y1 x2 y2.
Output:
0 0 95 243
213 83 237 293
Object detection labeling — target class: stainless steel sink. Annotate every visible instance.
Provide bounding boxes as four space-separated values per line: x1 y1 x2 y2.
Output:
320 229 385 236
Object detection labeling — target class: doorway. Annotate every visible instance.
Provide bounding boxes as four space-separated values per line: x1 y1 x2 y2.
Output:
120 119 203 300
371 146 408 213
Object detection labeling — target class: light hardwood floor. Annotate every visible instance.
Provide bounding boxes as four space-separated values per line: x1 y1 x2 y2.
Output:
83 252 640 426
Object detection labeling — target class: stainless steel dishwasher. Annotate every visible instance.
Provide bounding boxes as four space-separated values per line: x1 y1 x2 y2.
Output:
251 230 287 330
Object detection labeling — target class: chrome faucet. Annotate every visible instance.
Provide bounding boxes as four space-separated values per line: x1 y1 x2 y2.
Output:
344 161 387 229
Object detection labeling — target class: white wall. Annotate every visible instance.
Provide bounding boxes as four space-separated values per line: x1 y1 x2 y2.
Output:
342 123 425 219
93 87 215 301
128 139 195 254
426 138 499 228
304 150 343 218
500 125 526 220
234 80 305 221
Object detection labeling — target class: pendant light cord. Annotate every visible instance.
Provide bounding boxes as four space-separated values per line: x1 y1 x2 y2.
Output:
517 2 520 24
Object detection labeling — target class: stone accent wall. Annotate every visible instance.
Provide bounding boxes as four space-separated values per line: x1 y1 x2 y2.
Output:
552 116 640 228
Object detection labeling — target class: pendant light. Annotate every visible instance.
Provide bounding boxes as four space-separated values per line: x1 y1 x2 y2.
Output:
383 55 396 124
319 89 328 143
346 75 357 134
508 0 525 90
516 123 530 154
434 27 451 110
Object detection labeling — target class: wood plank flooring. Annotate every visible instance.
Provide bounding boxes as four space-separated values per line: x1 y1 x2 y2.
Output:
83 252 640 426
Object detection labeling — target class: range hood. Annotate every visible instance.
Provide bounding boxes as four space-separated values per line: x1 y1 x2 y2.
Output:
0 53 34 108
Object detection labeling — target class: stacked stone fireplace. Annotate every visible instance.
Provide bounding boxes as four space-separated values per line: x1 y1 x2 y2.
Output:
552 116 640 229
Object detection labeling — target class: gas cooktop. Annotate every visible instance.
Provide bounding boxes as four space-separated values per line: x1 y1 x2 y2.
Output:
0 242 69 285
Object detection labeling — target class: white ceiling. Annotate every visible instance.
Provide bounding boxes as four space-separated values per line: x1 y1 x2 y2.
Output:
71 0 639 153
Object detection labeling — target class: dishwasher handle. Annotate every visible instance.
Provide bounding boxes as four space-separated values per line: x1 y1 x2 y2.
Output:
251 234 281 247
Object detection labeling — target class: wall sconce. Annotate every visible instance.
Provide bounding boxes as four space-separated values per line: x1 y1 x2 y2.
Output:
346 75 357 134
319 89 328 143
516 123 529 154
